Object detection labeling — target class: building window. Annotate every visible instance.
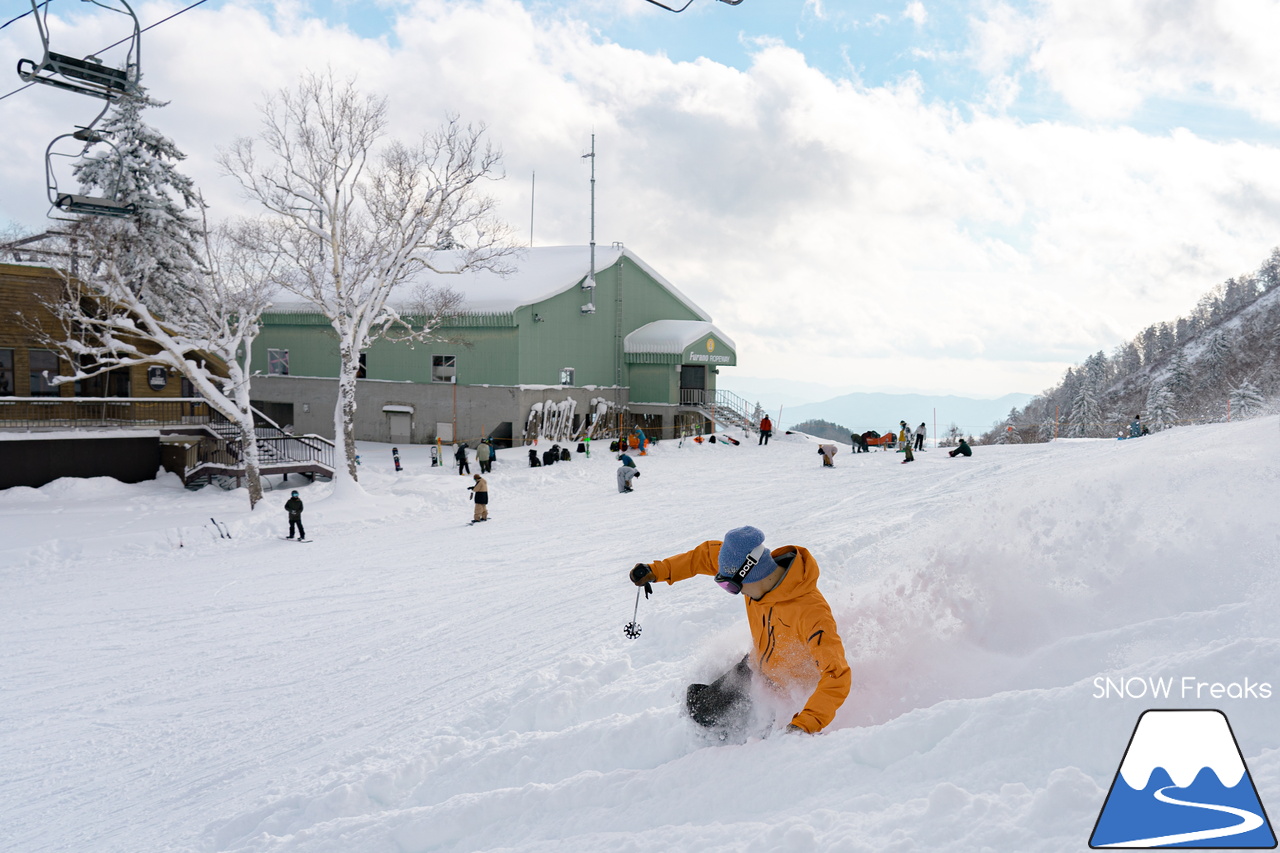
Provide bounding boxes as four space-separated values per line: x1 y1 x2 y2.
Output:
28 349 60 397
357 352 367 379
432 354 456 384
268 349 290 376
0 349 13 396
559 367 575 386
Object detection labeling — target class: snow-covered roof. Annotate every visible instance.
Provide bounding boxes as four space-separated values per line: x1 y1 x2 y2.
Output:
266 246 712 320
623 320 736 354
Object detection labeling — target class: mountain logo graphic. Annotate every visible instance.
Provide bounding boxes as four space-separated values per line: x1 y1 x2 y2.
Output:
1090 709 1276 848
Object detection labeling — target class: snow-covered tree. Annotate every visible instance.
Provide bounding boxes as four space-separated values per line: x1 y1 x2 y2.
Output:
1202 332 1230 390
36 87 279 507
1065 354 1110 438
70 81 206 321
220 71 517 488
46 218 277 507
1257 248 1280 292
1229 380 1265 419
1145 380 1177 431
1037 412 1058 443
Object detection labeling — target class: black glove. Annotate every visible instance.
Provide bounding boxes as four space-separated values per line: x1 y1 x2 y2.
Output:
630 563 655 596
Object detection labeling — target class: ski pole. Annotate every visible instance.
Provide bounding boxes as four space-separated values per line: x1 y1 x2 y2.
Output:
624 585 643 639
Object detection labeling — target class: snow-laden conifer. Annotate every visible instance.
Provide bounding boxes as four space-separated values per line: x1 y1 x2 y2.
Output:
70 81 206 321
1145 380 1177 431
1229 380 1265 419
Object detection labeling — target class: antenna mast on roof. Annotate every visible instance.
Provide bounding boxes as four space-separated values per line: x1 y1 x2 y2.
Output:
580 134 596 314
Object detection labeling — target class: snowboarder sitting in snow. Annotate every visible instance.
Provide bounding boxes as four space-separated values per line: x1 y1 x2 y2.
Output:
284 490 305 540
628 526 850 734
949 438 972 458
617 465 640 493
468 474 489 523
528 448 541 468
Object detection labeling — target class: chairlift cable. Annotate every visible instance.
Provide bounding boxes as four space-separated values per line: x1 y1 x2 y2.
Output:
96 0 212 54
1 0 52 32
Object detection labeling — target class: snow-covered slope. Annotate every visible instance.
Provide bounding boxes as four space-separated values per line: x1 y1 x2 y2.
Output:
2 417 1280 852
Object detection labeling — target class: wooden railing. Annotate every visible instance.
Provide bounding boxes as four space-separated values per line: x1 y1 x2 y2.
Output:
0 397 211 428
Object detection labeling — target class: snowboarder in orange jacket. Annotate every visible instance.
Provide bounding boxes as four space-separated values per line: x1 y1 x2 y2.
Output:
629 526 851 734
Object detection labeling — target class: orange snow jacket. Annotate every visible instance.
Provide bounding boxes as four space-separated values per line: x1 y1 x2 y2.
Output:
650 542 851 732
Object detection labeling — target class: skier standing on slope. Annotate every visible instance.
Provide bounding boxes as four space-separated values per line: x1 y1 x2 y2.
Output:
468 474 489 523
628 525 851 734
284 490 305 540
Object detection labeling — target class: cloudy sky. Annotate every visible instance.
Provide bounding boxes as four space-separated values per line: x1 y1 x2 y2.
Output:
3 0 1280 398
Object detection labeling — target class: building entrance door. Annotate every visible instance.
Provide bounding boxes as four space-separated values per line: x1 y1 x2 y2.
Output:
679 365 706 406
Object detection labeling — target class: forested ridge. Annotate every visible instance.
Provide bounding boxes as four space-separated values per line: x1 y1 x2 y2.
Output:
985 247 1280 443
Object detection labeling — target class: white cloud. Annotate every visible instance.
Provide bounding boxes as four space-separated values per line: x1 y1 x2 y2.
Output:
972 0 1280 124
3 0 1280 398
904 2 928 26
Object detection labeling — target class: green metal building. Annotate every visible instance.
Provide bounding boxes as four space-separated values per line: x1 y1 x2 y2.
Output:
248 245 753 447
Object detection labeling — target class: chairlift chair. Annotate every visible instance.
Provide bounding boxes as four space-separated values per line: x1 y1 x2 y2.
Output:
643 0 743 10
16 0 141 101
44 127 136 219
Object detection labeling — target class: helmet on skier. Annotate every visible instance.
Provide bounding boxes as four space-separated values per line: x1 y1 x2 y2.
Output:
291 491 299 497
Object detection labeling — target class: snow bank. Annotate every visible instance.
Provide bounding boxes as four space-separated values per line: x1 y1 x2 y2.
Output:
2 418 1279 852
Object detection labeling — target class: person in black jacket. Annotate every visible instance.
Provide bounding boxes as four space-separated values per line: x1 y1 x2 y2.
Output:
284 490 305 540
455 442 471 475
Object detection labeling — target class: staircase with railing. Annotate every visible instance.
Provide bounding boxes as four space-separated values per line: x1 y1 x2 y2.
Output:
680 388 759 436
181 409 336 487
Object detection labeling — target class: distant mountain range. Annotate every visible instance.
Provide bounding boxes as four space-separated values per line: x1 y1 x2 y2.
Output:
720 381 1033 439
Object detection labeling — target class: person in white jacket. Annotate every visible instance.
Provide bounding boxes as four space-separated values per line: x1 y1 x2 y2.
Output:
817 443 838 467
915 422 926 452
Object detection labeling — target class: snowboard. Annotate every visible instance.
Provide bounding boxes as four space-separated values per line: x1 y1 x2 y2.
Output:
280 537 313 543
